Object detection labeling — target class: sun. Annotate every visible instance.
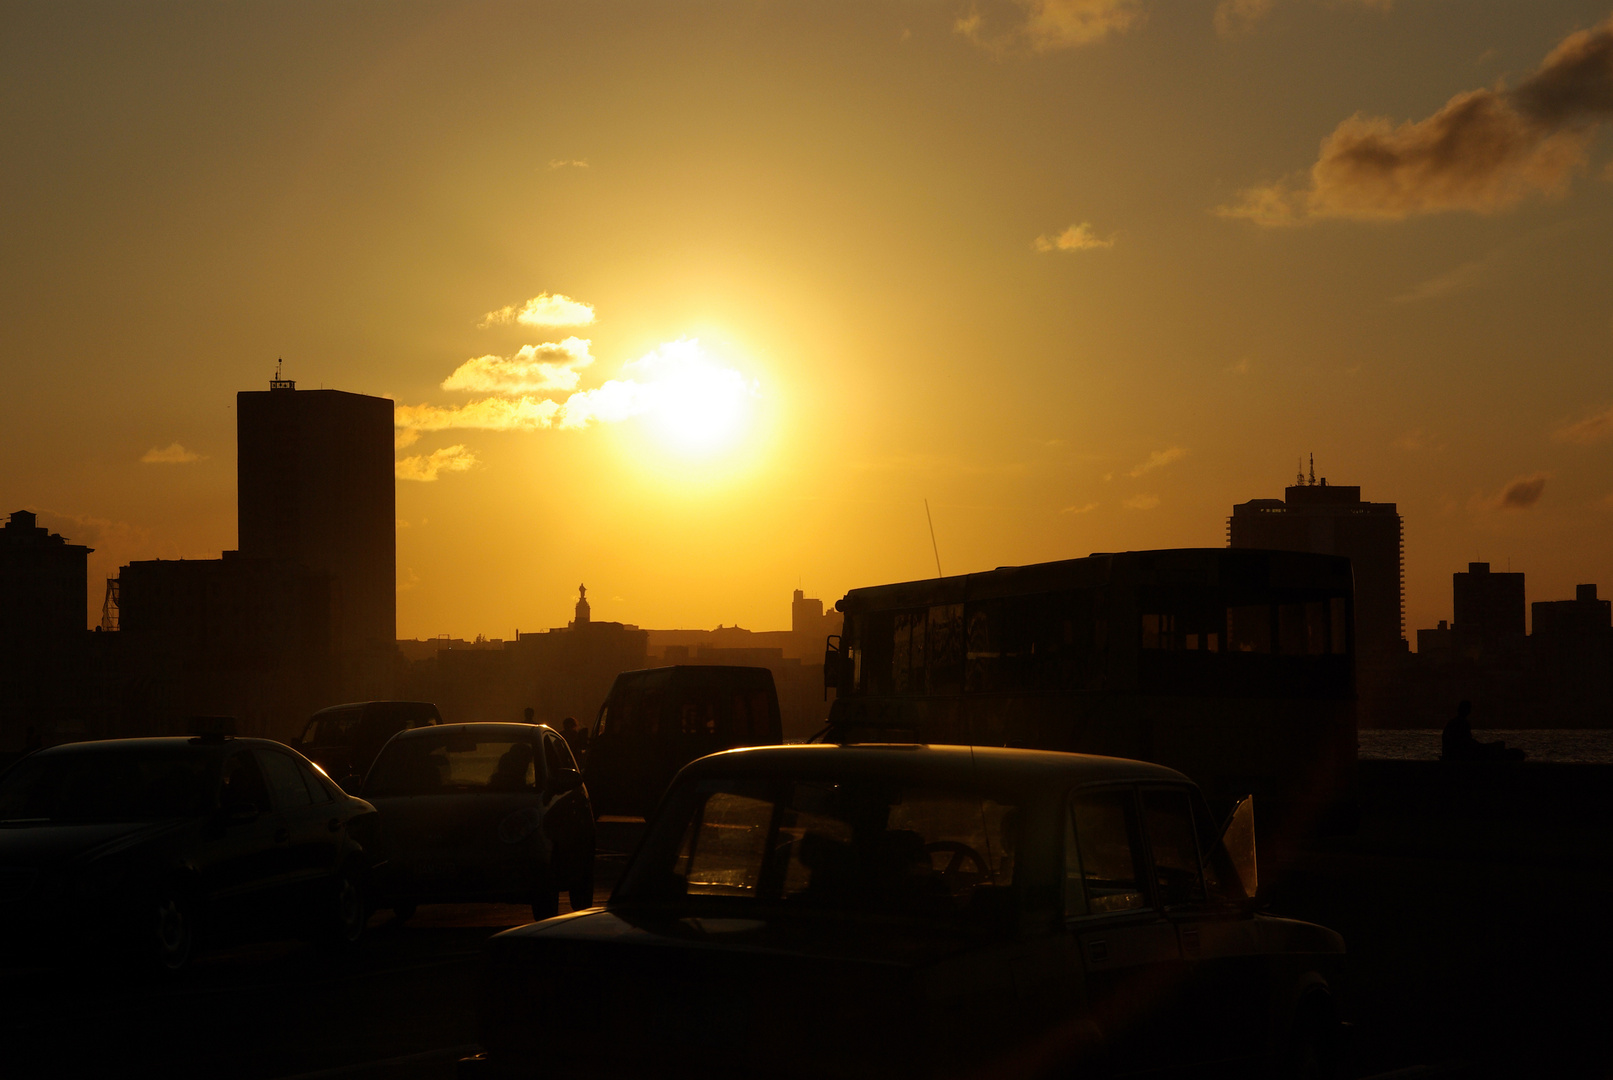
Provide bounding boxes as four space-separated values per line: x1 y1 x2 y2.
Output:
631 340 755 458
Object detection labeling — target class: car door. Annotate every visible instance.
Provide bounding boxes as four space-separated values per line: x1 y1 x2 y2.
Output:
1142 784 1270 1070
200 749 283 927
541 733 587 875
256 747 336 904
1064 784 1182 1073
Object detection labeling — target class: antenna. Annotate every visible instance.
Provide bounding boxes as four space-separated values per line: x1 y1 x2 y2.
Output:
1296 458 1305 486
1309 453 1316 486
924 499 943 578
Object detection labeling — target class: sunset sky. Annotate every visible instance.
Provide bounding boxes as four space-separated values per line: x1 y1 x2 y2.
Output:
4 1 1612 641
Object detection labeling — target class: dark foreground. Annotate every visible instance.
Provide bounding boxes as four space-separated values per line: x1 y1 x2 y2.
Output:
4 770 1613 1079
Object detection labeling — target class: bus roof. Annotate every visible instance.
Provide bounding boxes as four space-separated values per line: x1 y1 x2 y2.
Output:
835 547 1353 613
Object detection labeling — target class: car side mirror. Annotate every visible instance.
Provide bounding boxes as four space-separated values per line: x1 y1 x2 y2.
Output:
550 767 584 794
823 635 852 698
1219 794 1258 901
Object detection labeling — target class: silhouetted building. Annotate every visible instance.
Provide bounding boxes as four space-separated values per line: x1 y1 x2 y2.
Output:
114 551 333 738
512 586 649 726
1531 584 1613 725
237 372 395 692
1229 473 1404 660
1452 562 1526 659
0 510 93 749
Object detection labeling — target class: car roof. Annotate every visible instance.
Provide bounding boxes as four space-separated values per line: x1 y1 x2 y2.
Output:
29 737 293 756
677 744 1189 793
310 700 438 717
387 722 551 741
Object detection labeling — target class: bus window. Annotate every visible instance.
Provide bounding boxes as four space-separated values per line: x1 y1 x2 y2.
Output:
1228 604 1272 653
928 604 964 694
1306 601 1329 655
1330 597 1348 655
1278 604 1308 655
966 607 996 692
894 611 926 693
860 612 894 695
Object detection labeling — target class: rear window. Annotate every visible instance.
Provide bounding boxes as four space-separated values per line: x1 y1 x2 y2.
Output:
599 682 775 741
619 775 1020 921
303 709 363 746
365 733 537 797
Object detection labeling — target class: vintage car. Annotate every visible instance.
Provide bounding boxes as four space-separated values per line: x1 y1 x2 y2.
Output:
0 735 378 972
362 723 595 920
461 744 1345 1079
293 700 442 791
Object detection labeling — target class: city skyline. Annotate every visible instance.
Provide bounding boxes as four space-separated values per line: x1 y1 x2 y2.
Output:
4 2 1612 639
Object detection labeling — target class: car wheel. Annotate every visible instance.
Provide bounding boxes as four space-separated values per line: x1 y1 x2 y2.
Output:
531 864 560 921
153 888 197 974
568 860 595 912
316 867 368 950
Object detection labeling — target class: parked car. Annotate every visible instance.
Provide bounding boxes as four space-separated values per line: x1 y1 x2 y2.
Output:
461 744 1346 1080
0 736 379 972
362 723 595 920
584 665 781 818
294 701 442 790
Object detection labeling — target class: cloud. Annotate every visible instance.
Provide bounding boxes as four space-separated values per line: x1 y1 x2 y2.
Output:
548 159 588 170
479 292 595 329
1214 0 1390 37
1498 473 1548 509
1555 406 1613 445
1391 252 1503 303
1123 494 1160 510
140 443 204 464
1393 429 1446 452
395 396 563 433
1033 222 1116 252
395 429 421 450
1061 502 1100 514
1128 446 1187 477
395 445 477 482
1224 357 1253 375
955 0 1141 54
1220 14 1613 225
441 338 594 394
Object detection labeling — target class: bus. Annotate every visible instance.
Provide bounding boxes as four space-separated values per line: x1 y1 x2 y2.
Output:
822 548 1357 836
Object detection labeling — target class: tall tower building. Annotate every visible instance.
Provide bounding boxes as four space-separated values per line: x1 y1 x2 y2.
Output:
1228 466 1404 660
237 368 395 657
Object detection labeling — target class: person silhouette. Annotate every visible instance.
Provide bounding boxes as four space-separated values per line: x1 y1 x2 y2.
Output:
1441 700 1525 762
560 716 588 758
523 707 536 725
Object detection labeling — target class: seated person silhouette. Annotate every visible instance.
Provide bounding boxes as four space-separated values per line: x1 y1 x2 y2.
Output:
489 743 535 791
1441 700 1525 762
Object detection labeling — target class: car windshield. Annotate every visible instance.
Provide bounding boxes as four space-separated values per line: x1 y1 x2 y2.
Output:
303 709 363 746
617 775 1021 922
365 733 536 796
0 751 217 824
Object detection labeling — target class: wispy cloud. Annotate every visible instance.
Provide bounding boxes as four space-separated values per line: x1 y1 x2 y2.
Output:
1224 357 1253 375
1128 446 1187 478
1392 252 1504 304
548 159 588 170
141 443 204 464
1393 429 1446 453
1033 222 1116 252
478 292 596 329
1219 14 1613 225
1123 493 1160 510
396 445 477 482
1215 0 1390 37
1499 473 1548 509
1061 502 1100 514
1555 406 1613 445
441 338 594 394
955 0 1141 54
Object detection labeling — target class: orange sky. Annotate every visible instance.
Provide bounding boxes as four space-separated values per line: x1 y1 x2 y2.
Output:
4 1 1612 641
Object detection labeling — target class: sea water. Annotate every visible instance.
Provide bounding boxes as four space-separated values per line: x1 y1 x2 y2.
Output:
1358 729 1613 764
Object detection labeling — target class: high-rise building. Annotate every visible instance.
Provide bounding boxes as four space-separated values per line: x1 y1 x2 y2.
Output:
1453 562 1525 651
1228 470 1404 659
0 510 92 748
237 370 395 658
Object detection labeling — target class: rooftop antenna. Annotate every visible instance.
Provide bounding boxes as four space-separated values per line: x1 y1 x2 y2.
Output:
1309 453 1316 487
924 499 943 579
1296 458 1305 486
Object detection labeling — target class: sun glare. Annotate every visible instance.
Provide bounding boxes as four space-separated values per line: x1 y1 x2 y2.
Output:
631 339 755 458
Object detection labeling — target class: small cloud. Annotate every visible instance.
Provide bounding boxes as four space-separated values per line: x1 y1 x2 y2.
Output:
396 519 411 529
441 338 594 394
1128 446 1187 478
1499 473 1548 509
141 443 204 465
479 292 596 329
395 429 421 450
955 0 1142 55
1033 222 1116 252
1101 471 1114 482
1061 502 1100 514
548 159 588 170
1392 252 1503 304
1554 407 1613 445
397 567 420 593
1393 429 1446 453
1214 0 1273 37
1225 357 1253 375
396 445 478 482
1123 494 1160 510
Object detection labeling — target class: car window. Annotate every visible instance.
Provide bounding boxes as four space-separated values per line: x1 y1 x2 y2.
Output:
258 750 314 809
628 777 1020 921
297 758 336 804
1141 787 1206 908
221 751 272 814
366 734 537 797
544 735 574 778
304 708 362 746
1191 792 1248 907
1068 787 1148 915
0 751 217 823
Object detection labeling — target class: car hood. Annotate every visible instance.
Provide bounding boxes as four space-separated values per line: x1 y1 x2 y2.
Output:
0 819 190 871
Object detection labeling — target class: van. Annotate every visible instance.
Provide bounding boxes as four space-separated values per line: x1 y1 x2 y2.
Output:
294 700 442 791
584 666 782 818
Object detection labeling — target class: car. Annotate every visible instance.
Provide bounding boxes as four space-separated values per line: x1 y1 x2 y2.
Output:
461 744 1346 1080
362 723 595 921
0 735 379 973
294 700 442 791
584 665 782 818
